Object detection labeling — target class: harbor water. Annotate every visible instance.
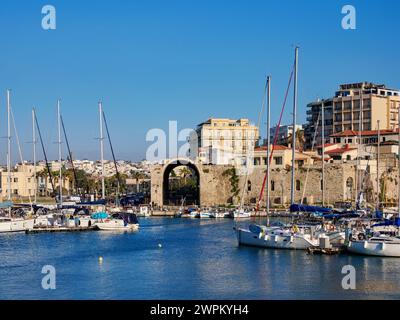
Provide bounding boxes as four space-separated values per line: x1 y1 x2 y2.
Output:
0 217 399 300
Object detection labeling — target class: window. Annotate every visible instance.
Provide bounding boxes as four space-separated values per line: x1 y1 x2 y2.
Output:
335 102 342 111
346 155 351 161
14 178 18 183
271 180 275 192
274 157 283 165
247 181 252 192
296 180 301 191
320 180 323 191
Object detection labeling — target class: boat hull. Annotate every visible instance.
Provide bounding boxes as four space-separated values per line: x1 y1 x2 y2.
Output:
347 240 400 257
95 220 139 231
0 218 35 233
237 228 318 250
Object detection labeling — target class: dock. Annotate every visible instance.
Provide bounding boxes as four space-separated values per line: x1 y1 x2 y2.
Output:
26 226 99 234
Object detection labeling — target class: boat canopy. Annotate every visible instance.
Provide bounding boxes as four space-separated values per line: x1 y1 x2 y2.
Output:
372 218 400 227
323 212 360 220
78 200 107 206
91 212 109 219
290 204 332 214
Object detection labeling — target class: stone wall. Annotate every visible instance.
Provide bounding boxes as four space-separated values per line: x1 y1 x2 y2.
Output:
150 159 399 208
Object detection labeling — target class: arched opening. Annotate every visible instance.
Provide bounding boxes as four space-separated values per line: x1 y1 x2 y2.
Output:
163 160 200 206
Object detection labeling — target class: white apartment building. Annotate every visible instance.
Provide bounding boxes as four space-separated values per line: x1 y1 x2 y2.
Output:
189 118 259 165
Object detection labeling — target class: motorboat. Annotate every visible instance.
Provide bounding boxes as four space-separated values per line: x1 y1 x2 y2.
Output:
94 212 139 231
214 211 227 218
233 209 251 219
199 211 214 219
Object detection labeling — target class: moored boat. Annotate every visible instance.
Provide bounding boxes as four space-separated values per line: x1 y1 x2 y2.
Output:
0 217 35 233
94 212 139 231
347 236 400 257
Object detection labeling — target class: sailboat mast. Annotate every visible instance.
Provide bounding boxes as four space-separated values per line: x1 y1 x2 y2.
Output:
99 101 105 199
321 99 325 206
377 120 381 211
357 91 364 208
266 75 271 217
57 99 63 208
6 90 12 213
291 47 299 205
32 108 37 204
398 107 400 220
102 111 122 204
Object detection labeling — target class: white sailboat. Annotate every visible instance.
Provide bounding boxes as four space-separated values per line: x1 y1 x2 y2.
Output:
93 102 139 232
237 224 320 250
347 236 400 257
0 216 35 233
347 118 400 257
236 48 341 250
0 90 35 233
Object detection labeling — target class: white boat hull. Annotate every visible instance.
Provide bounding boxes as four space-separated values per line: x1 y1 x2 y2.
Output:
199 213 213 219
237 227 319 250
0 218 35 233
95 220 139 231
234 213 251 219
347 240 400 257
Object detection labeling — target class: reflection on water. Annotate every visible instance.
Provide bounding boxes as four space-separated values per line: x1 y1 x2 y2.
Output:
0 217 399 300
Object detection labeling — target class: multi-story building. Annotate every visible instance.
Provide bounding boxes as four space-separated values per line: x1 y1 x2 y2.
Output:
253 145 315 169
305 82 400 149
189 118 259 165
0 163 70 199
269 124 303 146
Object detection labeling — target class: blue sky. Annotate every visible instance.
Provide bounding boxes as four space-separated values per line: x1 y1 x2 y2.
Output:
0 0 399 162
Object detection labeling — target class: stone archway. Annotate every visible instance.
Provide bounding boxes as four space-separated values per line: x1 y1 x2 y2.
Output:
162 159 200 206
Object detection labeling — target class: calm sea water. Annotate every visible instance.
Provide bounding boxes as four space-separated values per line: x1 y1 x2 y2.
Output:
0 217 399 300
